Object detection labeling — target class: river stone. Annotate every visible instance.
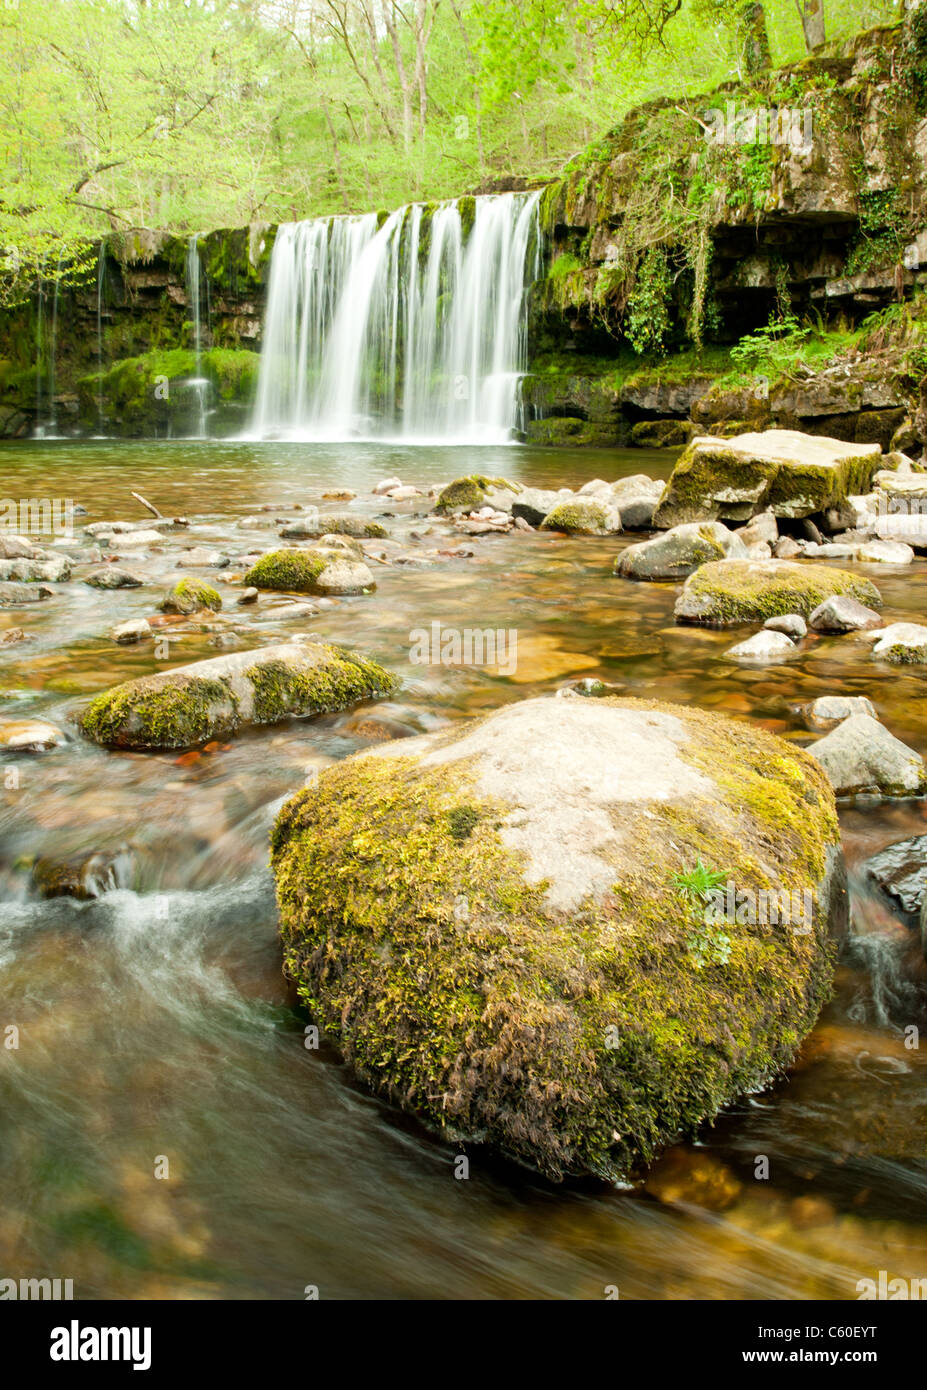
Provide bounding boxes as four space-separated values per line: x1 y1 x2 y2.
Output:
312 557 375 596
674 559 881 627
0 582 52 605
654 431 882 529
808 595 883 633
723 630 796 663
540 497 622 535
159 578 223 614
765 613 807 639
435 475 521 514
863 836 927 921
0 719 65 751
0 556 70 583
511 487 565 526
0 535 40 559
84 566 143 589
109 529 164 547
615 522 747 582
611 475 664 530
858 539 915 564
808 714 927 797
802 695 877 730
112 618 150 645
245 548 374 596
271 695 845 1183
738 512 778 546
869 623 927 663
280 514 388 539
79 640 396 750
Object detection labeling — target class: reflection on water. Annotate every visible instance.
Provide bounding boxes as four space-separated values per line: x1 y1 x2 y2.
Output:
1 438 926 1300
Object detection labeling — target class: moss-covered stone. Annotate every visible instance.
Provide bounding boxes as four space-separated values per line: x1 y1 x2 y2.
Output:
539 497 621 535
525 416 621 447
159 577 223 615
243 549 331 593
434 475 519 513
79 641 396 750
655 431 884 528
630 418 694 448
675 558 882 627
271 695 844 1184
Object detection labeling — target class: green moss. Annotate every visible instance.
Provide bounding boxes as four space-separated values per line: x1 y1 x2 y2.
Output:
246 648 397 723
678 558 882 626
270 698 840 1183
80 675 234 749
435 475 517 513
244 549 329 592
159 577 223 614
540 499 610 533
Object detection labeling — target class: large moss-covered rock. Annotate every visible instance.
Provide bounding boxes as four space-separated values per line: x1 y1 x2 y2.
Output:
654 431 883 528
272 695 845 1183
79 640 395 749
434 475 520 514
615 522 746 581
675 558 882 627
159 577 222 614
540 497 622 535
244 548 374 596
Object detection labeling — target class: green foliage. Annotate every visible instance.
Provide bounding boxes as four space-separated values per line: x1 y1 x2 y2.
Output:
626 246 673 354
673 857 727 901
846 188 910 275
730 310 810 373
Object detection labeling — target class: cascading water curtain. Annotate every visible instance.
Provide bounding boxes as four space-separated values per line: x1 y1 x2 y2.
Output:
250 191 542 444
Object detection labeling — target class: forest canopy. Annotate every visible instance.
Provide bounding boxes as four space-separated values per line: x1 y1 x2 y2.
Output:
0 0 902 298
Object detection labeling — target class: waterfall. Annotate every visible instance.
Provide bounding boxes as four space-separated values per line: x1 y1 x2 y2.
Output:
250 191 541 444
186 235 208 439
95 247 106 434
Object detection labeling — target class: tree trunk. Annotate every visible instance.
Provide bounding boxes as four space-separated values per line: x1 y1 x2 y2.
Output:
795 0 826 52
740 3 772 75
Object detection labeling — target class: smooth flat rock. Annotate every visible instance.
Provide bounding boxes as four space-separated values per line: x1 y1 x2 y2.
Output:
0 719 65 751
863 835 927 920
724 629 796 663
674 559 881 627
808 595 883 633
802 695 877 730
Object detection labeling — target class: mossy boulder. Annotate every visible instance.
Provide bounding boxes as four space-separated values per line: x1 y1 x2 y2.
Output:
434 475 520 514
159 577 223 615
79 640 396 750
271 695 846 1183
540 497 622 535
629 418 694 449
244 548 374 596
654 431 883 529
675 559 882 627
525 417 621 447
615 522 747 581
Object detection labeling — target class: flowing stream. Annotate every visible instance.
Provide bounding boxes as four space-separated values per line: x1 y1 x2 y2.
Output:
1 438 926 1300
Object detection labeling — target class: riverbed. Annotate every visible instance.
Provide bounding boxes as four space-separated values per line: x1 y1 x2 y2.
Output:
1 437 925 1300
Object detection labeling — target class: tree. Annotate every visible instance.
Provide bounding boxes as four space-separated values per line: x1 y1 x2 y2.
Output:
795 0 825 50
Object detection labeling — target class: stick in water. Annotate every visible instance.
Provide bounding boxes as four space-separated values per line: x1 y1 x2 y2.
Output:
131 491 162 518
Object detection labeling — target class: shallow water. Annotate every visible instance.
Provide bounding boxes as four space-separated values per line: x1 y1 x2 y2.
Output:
2 438 926 1300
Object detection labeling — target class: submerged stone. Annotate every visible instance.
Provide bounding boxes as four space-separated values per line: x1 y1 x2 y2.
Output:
654 431 883 529
272 695 845 1183
863 835 927 921
79 640 396 750
674 559 881 627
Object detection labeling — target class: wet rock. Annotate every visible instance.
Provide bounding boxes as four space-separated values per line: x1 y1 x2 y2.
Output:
0 582 52 605
159 578 223 615
373 477 402 495
615 522 746 581
869 622 927 663
384 485 421 501
610 475 665 530
724 629 796 663
435 475 520 515
245 548 373 596
0 719 65 751
0 556 70 582
0 626 28 646
271 695 845 1183
773 536 803 559
802 695 877 731
0 535 40 559
765 613 807 639
738 511 778 546
33 847 133 900
511 487 566 526
862 835 927 921
109 529 164 547
643 1146 743 1212
280 514 388 540
79 640 396 750
237 515 278 529
858 538 915 564
654 431 882 528
174 548 227 567
809 715 927 797
674 559 881 627
112 618 150 645
84 566 143 589
540 497 622 535
237 586 259 605
808 595 883 633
